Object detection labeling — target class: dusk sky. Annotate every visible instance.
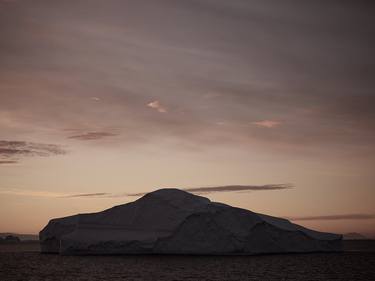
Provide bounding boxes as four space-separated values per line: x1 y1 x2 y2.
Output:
1 0 374 237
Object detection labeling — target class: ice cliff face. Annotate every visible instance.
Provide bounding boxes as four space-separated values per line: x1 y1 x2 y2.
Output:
40 189 342 255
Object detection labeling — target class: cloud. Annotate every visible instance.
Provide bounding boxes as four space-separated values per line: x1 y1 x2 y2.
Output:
0 140 66 163
68 132 118 140
127 184 292 196
61 192 110 198
184 184 292 193
287 214 375 221
147 100 167 113
2 184 291 199
252 120 281 128
0 189 113 199
1 0 375 155
0 160 18 164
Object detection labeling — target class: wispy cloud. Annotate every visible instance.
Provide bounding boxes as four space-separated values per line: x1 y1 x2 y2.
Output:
287 214 375 221
0 184 292 199
61 192 110 198
0 140 66 163
0 160 18 164
252 120 281 128
127 184 292 196
0 189 112 199
147 100 167 113
68 132 118 140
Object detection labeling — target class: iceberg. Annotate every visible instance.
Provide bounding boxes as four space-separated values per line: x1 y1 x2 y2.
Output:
40 189 342 255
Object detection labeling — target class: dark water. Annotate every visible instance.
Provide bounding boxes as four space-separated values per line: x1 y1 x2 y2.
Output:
1 251 375 281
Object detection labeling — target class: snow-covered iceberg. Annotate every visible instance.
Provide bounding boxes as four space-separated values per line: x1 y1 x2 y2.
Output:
40 189 342 255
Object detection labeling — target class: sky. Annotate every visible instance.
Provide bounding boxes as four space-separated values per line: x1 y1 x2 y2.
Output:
0 0 374 237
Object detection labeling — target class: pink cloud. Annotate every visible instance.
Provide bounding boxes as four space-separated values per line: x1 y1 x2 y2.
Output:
147 100 167 113
252 120 281 128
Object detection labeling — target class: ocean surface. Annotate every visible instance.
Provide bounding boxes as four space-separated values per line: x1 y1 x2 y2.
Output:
0 242 374 280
